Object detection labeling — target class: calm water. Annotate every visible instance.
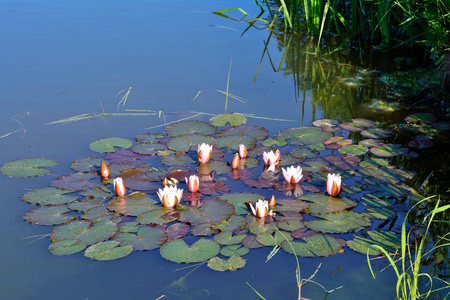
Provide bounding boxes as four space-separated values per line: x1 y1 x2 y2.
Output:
1 1 398 299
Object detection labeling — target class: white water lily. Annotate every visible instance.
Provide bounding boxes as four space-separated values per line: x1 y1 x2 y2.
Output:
282 165 303 184
197 143 213 164
326 173 342 196
249 199 274 218
157 185 183 208
262 150 280 171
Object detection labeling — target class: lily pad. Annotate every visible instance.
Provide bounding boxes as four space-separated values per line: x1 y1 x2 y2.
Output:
107 192 158 216
338 144 368 156
352 118 376 128
51 172 103 191
160 238 220 263
89 138 133 153
209 113 247 127
304 211 371 233
290 148 317 159
0 158 57 177
197 161 231 176
134 133 164 143
216 124 268 141
167 134 217 152
166 222 190 241
219 193 263 215
312 119 339 128
216 135 258 151
161 152 195 166
291 131 332 145
211 215 247 232
178 197 235 225
370 144 407 157
23 205 76 225
120 169 159 191
165 120 217 136
256 230 293 246
113 226 167 250
220 244 249 256
262 138 288 147
213 231 247 245
347 230 400 255
361 128 393 139
281 234 341 257
340 122 363 132
275 127 321 140
408 136 433 149
207 255 246 271
70 157 102 172
404 113 437 125
49 240 87 255
137 207 178 224
50 220 119 245
299 193 357 214
22 187 78 206
84 241 133 261
130 143 166 155
363 207 396 219
359 139 385 148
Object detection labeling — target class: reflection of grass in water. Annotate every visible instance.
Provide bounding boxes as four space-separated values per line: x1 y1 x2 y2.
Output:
368 196 450 300
158 262 207 299
247 229 342 300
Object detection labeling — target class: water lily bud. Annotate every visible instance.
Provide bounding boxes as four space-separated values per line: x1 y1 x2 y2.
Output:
326 173 342 196
231 153 240 169
100 160 110 178
197 143 213 164
113 177 126 196
185 175 200 193
238 144 247 158
269 195 276 207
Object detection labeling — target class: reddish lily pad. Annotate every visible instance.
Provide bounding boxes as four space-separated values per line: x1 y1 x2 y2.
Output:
160 238 220 263
89 138 133 153
167 134 217 152
198 181 231 196
315 155 360 171
120 169 160 191
0 157 58 178
361 128 393 139
23 205 76 225
166 222 190 241
104 149 147 165
164 120 217 136
113 226 167 250
191 222 217 236
241 235 264 249
84 241 133 261
370 144 407 157
408 136 433 149
51 172 104 191
22 187 78 206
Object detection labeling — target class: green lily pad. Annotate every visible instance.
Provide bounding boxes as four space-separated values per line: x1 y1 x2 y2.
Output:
216 135 258 151
312 119 339 127
22 187 78 206
23 205 76 225
165 120 217 136
360 195 395 207
304 211 371 233
160 238 220 263
197 161 231 176
275 127 321 140
347 230 400 255
363 207 396 219
0 158 57 177
113 226 167 250
219 193 263 215
220 244 249 257
216 124 268 141
370 144 407 157
167 134 217 152
256 230 293 246
338 144 368 156
178 197 235 225
290 148 317 159
70 157 102 172
291 131 332 145
84 241 133 261
50 220 119 245
359 139 385 148
262 138 288 147
207 255 246 271
81 206 120 222
51 172 104 191
119 221 142 233
359 157 389 168
281 234 341 257
209 113 247 127
247 216 277 234
276 219 305 231
134 133 164 143
79 186 113 199
361 128 393 139
136 207 178 224
89 138 133 153
299 193 357 214
340 122 363 132
191 222 217 236
161 152 195 166
404 113 436 125
211 215 247 231
213 231 247 245
352 118 376 128
107 192 158 216
130 143 166 155
49 240 87 255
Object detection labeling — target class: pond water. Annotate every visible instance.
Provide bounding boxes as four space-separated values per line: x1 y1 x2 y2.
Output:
3 1 446 299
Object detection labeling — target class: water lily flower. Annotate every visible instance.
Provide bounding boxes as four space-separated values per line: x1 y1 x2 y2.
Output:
231 153 240 169
249 199 274 218
113 177 126 196
326 173 342 196
263 150 280 171
282 165 303 184
185 175 199 193
157 185 183 208
197 143 213 164
100 160 110 178
238 144 247 158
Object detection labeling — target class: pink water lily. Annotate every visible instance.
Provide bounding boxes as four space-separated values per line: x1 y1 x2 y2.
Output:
249 199 274 218
113 177 126 196
326 173 342 196
263 150 280 171
157 185 183 208
197 143 212 164
282 165 303 184
238 144 247 158
185 175 200 193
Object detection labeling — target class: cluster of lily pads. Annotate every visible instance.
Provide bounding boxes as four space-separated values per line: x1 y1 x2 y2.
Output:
1 114 427 271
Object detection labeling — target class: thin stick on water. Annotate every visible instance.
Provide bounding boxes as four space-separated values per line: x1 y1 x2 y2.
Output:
192 91 202 101
225 58 232 113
